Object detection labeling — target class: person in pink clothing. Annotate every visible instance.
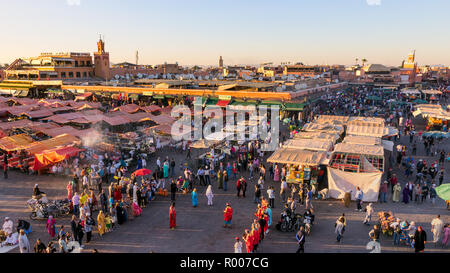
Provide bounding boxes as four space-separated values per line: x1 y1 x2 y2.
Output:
273 165 280 182
46 215 56 239
67 181 73 200
442 224 450 247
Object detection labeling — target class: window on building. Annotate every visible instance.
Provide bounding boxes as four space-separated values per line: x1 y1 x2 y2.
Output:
60 72 66 78
69 72 74 78
75 61 78 67
83 72 87 78
87 61 91 66
76 72 81 78
80 61 85 66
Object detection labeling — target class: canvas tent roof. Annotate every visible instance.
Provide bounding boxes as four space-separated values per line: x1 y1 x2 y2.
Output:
401 88 421 95
333 143 384 156
346 123 389 137
348 117 385 126
267 148 327 166
0 134 34 151
343 135 382 146
293 131 340 143
283 138 333 152
302 122 344 134
315 115 349 124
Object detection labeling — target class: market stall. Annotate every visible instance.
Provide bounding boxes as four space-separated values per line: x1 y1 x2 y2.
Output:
328 142 384 202
267 147 327 185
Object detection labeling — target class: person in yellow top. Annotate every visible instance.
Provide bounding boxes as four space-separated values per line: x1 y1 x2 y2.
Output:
97 210 106 236
80 190 89 206
105 214 112 232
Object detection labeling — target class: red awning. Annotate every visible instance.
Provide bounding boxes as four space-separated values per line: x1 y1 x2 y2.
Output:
33 146 84 171
217 100 230 107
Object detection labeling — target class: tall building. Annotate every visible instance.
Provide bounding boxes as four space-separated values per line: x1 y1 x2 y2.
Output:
219 56 223 68
93 36 111 80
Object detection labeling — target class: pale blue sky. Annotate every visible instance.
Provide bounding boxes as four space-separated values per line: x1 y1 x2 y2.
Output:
1 0 449 66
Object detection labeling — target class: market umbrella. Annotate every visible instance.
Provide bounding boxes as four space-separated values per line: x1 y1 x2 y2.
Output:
429 96 438 100
132 168 152 177
435 184 450 201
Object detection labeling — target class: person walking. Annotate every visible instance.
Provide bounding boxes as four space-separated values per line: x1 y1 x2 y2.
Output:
84 213 95 243
393 183 401 203
170 180 177 201
335 217 345 243
234 237 243 253
72 192 80 217
267 186 275 208
192 188 198 208
431 215 444 245
97 210 106 237
206 185 214 206
296 226 306 253
413 226 427 253
379 181 388 203
241 177 247 198
18 229 30 253
254 185 261 204
223 203 233 228
355 187 363 211
368 224 380 242
46 215 56 240
76 219 84 249
169 202 176 230
363 203 374 226
280 179 288 203
236 178 242 197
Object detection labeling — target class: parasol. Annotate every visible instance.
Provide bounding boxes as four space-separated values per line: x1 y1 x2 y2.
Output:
132 168 152 177
435 184 450 201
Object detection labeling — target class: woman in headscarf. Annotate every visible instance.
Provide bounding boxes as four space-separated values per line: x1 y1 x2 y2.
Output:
116 203 124 225
192 188 198 208
169 202 176 230
206 185 214 206
97 210 106 236
18 229 30 253
402 185 410 204
46 215 56 239
163 161 169 178
273 165 280 182
393 183 402 202
413 226 427 253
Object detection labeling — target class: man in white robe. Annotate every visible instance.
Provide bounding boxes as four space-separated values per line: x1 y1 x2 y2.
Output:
431 215 444 243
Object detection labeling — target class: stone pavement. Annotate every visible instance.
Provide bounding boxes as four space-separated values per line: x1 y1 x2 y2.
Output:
0 134 449 253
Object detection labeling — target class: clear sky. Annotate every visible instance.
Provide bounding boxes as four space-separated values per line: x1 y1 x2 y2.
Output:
1 0 450 67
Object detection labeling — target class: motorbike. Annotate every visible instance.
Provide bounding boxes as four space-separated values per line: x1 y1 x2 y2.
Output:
27 198 71 220
279 211 303 232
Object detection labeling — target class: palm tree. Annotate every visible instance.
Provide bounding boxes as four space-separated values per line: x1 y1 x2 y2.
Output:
355 58 359 66
362 58 368 67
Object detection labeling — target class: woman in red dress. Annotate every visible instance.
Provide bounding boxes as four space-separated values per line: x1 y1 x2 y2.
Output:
169 202 176 229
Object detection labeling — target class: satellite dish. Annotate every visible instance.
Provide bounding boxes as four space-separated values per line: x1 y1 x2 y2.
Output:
271 76 275 81
295 84 301 90
282 85 286 90
276 87 282 92
163 74 167 79
115 75 119 80
259 77 263 81
219 76 223 80
198 76 203 80
205 75 210 80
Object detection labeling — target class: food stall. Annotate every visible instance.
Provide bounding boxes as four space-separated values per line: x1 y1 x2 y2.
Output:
267 147 327 185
